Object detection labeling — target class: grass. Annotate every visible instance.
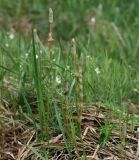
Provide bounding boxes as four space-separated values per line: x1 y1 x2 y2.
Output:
0 0 139 159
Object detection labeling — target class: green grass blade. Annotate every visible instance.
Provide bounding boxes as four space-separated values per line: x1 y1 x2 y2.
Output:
32 29 47 134
54 102 71 158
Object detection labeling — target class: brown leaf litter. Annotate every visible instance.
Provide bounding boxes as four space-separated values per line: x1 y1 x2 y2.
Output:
0 101 139 160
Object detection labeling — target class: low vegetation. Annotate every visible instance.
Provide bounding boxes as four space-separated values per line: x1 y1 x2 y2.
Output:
0 0 139 159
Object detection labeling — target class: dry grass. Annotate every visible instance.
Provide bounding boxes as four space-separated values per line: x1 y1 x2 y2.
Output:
0 101 139 160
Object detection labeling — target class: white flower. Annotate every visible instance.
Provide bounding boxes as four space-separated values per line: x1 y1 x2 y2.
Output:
66 65 70 69
91 17 96 24
25 53 29 57
56 76 61 85
9 33 15 40
133 88 139 93
95 67 100 75
5 43 9 47
20 64 22 69
36 55 39 59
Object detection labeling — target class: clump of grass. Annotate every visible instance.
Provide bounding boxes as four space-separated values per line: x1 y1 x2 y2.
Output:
119 112 128 159
32 29 47 136
71 38 81 127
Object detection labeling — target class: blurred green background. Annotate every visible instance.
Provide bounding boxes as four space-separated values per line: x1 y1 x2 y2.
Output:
0 0 139 40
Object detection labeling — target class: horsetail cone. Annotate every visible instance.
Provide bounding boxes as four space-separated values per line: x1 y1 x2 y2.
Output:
33 28 40 44
49 8 53 24
48 8 54 47
71 38 77 78
71 38 76 56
